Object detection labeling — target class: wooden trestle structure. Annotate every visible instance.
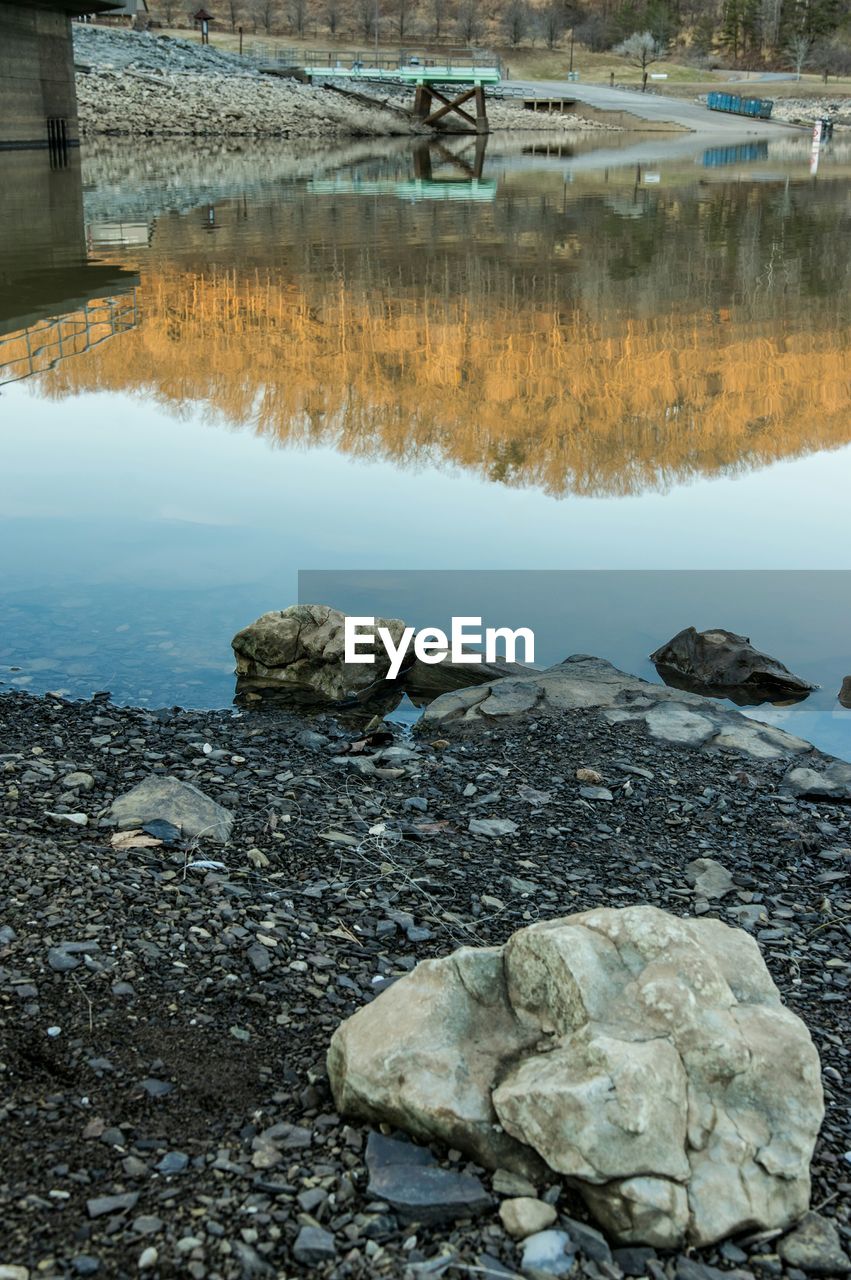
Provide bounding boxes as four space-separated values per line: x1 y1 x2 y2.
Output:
298 56 501 134
413 83 489 133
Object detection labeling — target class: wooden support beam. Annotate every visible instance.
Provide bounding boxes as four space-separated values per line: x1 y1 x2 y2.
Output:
474 83 488 134
423 85 478 129
413 84 433 120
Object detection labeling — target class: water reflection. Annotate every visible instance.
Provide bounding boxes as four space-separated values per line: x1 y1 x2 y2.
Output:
26 139 851 499
0 151 138 387
0 137 849 748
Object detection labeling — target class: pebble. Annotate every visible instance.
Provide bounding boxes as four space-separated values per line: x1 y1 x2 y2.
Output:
498 1196 557 1239
777 1211 851 1273
520 1229 576 1276
2 683 849 1280
86 1192 139 1218
292 1225 337 1264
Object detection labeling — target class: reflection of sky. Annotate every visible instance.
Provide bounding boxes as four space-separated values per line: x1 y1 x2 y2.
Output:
1 383 850 758
2 385 851 575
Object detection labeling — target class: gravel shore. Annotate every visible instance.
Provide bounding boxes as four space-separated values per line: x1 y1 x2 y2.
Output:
72 26 617 138
1 689 849 1279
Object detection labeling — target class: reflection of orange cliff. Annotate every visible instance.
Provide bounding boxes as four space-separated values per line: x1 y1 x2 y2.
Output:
31 265 851 498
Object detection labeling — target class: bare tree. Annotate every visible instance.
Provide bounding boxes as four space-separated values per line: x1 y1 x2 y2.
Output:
503 0 532 46
288 0 308 35
324 0 340 33
430 0 446 40
811 35 851 82
760 0 782 52
456 0 482 42
614 30 666 73
540 0 565 49
393 0 416 40
355 0 376 39
223 0 244 30
785 31 814 78
252 0 280 33
153 0 182 24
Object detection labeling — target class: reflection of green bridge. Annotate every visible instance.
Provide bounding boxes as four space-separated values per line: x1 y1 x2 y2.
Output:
308 177 497 202
307 140 495 200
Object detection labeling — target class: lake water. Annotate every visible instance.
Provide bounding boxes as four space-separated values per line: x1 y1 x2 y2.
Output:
1 132 849 756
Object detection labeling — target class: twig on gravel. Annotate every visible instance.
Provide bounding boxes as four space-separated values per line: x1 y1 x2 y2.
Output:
71 973 94 1033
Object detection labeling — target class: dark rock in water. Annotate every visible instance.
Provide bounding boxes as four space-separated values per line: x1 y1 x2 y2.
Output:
367 1163 492 1224
839 676 851 709
650 627 815 704
777 1211 851 1273
292 1225 337 1264
110 776 233 843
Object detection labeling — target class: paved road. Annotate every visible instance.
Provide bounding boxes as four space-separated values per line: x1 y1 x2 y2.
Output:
509 79 800 137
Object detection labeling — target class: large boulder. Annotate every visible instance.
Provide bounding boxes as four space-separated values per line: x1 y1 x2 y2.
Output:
839 676 851 709
233 605 536 704
650 627 815 704
328 906 823 1248
232 604 409 701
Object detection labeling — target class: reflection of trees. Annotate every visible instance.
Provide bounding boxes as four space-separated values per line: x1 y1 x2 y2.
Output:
32 179 851 498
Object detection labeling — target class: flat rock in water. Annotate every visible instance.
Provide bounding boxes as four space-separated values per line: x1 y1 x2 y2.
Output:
777 1211 851 1273
367 1163 492 1224
110 776 233 843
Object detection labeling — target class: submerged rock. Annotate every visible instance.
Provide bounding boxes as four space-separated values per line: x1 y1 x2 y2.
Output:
328 906 823 1247
650 627 815 704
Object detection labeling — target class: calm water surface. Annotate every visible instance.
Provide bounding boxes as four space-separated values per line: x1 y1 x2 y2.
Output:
1 133 849 754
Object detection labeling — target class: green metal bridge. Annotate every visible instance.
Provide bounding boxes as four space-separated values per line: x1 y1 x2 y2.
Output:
256 47 502 131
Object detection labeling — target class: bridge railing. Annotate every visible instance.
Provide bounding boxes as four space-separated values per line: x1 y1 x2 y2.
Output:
248 44 502 75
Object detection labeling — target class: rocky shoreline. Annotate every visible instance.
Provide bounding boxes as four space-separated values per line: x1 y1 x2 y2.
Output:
1 679 849 1279
72 27 616 139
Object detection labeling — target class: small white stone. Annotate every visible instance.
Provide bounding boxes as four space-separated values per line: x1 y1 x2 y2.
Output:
499 1196 557 1239
138 1246 158 1270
